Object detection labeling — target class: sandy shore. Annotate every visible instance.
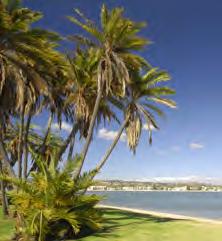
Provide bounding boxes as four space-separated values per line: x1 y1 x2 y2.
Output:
97 204 222 224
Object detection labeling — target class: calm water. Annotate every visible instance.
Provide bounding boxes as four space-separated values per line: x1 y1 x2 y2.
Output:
90 191 222 220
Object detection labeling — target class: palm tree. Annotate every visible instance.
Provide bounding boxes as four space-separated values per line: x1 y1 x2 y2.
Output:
0 0 66 109
57 49 119 161
0 0 68 177
68 4 151 174
95 68 176 172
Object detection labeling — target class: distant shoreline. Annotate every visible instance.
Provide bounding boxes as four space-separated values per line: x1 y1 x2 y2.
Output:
89 190 222 193
97 205 222 224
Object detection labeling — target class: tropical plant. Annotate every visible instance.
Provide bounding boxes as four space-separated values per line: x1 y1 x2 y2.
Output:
59 48 120 161
0 0 68 177
1 155 102 241
68 4 151 174
95 68 176 172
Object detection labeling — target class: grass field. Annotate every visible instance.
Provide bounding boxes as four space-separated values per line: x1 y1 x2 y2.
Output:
0 210 15 241
1 208 222 241
78 209 222 241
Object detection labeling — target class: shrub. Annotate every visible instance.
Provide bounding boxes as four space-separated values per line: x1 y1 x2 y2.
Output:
2 156 103 241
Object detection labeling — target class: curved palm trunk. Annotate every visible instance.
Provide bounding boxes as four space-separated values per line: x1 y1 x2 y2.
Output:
67 135 75 160
82 118 128 195
27 112 53 175
17 103 25 179
40 112 53 153
23 112 32 179
78 73 104 176
0 161 9 218
26 112 53 177
57 123 78 160
95 118 129 172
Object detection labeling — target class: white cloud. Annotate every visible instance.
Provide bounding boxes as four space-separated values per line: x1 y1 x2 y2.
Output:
135 176 222 185
98 128 126 142
143 123 155 131
51 121 72 133
189 142 204 150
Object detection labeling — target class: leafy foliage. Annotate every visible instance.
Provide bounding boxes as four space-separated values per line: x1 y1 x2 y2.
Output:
1 156 102 240
0 0 68 124
68 4 150 97
124 68 176 153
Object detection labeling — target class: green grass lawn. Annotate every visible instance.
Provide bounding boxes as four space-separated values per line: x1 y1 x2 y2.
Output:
77 208 222 241
1 208 222 241
0 210 15 241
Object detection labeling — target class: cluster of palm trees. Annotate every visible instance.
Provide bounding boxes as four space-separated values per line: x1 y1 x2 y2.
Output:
0 1 176 240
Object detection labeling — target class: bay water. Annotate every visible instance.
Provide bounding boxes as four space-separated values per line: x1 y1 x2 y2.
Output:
90 191 222 220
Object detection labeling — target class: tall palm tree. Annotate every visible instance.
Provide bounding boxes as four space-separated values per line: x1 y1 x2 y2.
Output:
95 68 176 172
57 49 119 161
68 4 151 173
0 0 68 176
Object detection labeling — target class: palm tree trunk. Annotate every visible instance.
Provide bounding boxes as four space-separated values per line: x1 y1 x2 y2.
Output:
81 118 129 196
95 118 128 172
0 137 16 178
78 72 104 176
23 112 32 179
1 181 9 217
0 161 9 218
40 112 53 153
0 110 16 178
17 102 25 179
27 112 53 175
57 122 78 160
67 135 75 160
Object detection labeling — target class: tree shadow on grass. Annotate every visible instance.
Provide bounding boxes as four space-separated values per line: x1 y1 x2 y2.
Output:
104 208 185 223
74 208 186 240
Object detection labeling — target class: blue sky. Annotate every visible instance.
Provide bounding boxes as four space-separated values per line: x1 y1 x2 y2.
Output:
23 0 222 181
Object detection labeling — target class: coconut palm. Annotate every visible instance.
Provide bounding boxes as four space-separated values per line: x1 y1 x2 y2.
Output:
0 0 68 177
57 48 119 161
0 0 66 113
68 4 151 173
95 68 176 172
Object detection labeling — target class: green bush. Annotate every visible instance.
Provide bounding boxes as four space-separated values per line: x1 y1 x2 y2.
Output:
2 156 103 241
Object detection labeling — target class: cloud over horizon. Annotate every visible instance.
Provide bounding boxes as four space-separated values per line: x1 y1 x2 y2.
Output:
189 142 204 150
134 176 222 184
51 121 72 133
98 128 126 142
